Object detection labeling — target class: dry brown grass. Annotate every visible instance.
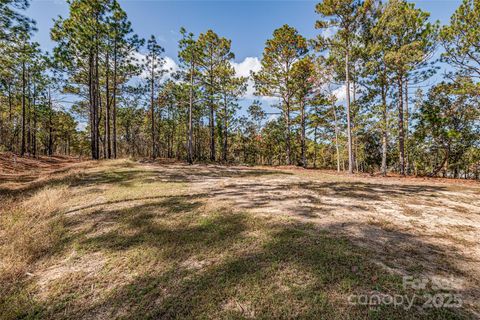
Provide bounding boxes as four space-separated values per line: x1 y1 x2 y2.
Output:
401 205 423 217
367 218 398 232
1 186 66 263
0 157 478 319
0 186 69 318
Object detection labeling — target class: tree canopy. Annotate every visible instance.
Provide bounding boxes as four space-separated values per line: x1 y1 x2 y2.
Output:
0 0 479 179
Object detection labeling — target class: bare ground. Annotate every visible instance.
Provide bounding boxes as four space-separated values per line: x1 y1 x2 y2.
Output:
147 163 480 312
1 157 479 319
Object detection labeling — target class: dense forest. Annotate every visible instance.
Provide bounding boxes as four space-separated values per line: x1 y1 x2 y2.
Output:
0 0 479 178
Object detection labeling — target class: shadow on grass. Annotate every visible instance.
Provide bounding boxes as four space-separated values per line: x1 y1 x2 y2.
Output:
144 164 294 184
78 198 245 260
4 162 478 319
78 218 474 319
216 180 445 201
0 162 291 200
34 198 476 319
198 179 447 217
64 194 198 215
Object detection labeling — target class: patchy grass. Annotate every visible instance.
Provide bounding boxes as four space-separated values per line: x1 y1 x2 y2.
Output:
367 218 399 232
0 159 477 319
401 205 423 217
0 185 68 318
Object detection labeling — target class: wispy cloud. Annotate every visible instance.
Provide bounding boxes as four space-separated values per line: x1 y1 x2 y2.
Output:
266 113 279 123
331 84 355 104
321 27 336 39
129 53 278 103
131 51 178 81
332 85 346 103
232 56 261 77
231 56 277 102
77 121 87 132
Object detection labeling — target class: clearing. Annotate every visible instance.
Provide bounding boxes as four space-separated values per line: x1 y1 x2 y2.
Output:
1 156 479 319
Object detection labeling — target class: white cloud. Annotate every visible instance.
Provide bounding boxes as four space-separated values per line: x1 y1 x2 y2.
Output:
128 54 277 103
232 56 261 78
232 57 261 100
131 51 178 81
231 56 277 102
331 84 355 104
266 113 280 123
321 27 336 39
163 56 179 75
332 85 347 103
77 121 87 132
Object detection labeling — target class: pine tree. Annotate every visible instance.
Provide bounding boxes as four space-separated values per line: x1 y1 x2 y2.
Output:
196 30 234 162
0 0 35 41
106 0 142 158
440 0 480 95
314 0 367 173
51 0 111 159
373 0 437 175
291 56 316 168
362 0 391 176
178 28 201 164
144 35 165 159
253 24 307 165
217 62 247 162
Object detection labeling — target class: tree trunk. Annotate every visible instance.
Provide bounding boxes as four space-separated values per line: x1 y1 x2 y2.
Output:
32 84 37 157
92 37 100 159
7 82 13 152
345 51 354 174
0 93 3 148
89 51 95 159
300 100 306 168
105 50 111 159
313 125 318 169
94 17 100 160
150 54 156 159
381 81 388 176
187 60 194 164
210 104 215 162
209 69 215 162
285 101 291 165
333 102 341 172
27 68 31 155
405 79 409 175
97 50 104 160
112 40 118 159
430 148 449 177
222 93 228 162
48 107 53 156
21 61 26 156
352 79 358 172
398 75 405 176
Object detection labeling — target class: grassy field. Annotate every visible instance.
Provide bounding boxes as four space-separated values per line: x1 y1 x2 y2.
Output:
0 156 479 319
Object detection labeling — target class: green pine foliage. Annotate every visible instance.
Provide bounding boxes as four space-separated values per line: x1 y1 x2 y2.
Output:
0 0 478 179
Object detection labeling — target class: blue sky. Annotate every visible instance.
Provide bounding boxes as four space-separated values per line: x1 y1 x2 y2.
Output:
28 0 461 60
26 0 462 126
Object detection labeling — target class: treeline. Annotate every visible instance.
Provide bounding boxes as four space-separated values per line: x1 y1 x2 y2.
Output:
0 0 479 178
0 0 80 156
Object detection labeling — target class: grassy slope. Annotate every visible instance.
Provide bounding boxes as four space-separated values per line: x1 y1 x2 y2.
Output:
0 159 472 319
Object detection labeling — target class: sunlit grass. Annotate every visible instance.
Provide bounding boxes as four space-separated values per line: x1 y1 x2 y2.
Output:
0 160 471 319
